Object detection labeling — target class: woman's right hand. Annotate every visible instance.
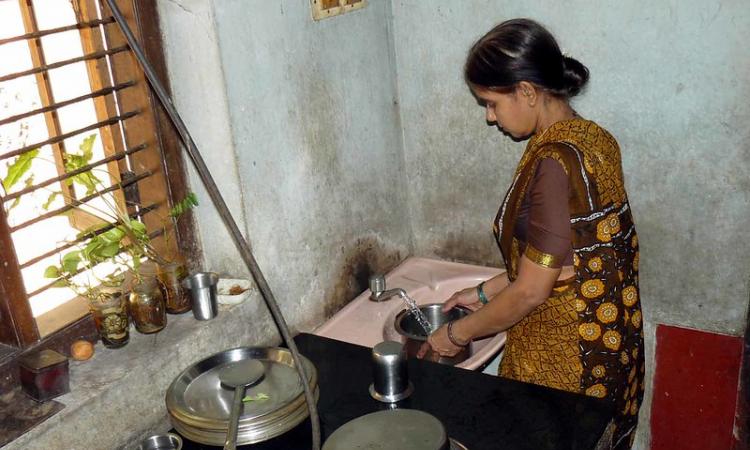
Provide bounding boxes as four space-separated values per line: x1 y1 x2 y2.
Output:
442 286 482 312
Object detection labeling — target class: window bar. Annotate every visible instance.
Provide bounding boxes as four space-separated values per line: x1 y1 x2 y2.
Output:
0 17 115 46
18 202 159 270
27 228 165 298
0 80 136 127
0 110 139 162
2 143 147 202
18 0 78 218
10 169 152 232
0 45 128 83
93 1 131 175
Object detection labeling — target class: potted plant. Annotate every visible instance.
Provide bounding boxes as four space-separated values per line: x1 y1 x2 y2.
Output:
36 135 197 340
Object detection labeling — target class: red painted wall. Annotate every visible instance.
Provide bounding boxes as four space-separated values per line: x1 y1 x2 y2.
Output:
651 324 743 450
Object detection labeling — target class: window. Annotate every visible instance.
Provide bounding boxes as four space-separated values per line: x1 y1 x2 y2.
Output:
310 0 366 21
0 0 194 355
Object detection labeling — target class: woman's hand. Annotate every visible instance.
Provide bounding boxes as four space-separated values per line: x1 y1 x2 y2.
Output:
442 286 482 312
416 324 464 359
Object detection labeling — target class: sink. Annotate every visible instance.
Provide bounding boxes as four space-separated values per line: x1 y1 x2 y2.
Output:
313 257 506 370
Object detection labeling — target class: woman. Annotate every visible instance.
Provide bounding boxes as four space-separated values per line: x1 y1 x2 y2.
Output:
419 19 644 449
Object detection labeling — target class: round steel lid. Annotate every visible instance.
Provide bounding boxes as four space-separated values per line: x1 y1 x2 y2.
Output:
166 347 316 431
323 409 449 450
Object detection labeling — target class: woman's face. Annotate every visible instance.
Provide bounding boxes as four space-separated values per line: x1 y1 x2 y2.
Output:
472 86 537 139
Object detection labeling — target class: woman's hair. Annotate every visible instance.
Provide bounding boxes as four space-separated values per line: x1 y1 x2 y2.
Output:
464 18 589 97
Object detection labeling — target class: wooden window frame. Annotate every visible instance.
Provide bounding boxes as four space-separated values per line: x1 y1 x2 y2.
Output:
0 0 200 391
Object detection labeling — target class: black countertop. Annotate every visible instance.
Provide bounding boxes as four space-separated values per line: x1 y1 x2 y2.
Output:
176 333 614 450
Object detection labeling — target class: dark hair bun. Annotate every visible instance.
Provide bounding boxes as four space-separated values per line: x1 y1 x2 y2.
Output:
465 19 590 98
561 55 589 97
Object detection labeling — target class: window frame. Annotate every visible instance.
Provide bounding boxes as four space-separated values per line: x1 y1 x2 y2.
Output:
0 0 200 391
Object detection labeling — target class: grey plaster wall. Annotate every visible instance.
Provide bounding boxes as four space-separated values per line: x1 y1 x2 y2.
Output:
392 0 750 334
157 2 748 448
158 0 411 334
392 1 750 448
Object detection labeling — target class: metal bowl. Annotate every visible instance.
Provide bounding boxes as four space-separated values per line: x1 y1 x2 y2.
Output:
394 304 472 365
136 432 182 450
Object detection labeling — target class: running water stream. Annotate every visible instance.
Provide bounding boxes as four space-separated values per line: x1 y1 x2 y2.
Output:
401 292 433 336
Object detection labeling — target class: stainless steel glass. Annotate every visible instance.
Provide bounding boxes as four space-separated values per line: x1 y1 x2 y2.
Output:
183 272 219 320
136 433 182 450
369 341 413 403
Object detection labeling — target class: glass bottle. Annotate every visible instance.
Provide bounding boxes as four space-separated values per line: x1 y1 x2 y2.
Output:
158 261 191 314
89 288 129 348
128 262 167 334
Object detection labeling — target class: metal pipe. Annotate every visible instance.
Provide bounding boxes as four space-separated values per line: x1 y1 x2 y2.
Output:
103 1 321 448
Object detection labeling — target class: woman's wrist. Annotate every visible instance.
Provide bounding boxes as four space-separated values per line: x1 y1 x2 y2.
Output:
447 320 470 347
477 281 489 305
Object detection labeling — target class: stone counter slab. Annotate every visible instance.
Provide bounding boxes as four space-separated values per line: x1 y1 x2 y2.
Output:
176 333 614 450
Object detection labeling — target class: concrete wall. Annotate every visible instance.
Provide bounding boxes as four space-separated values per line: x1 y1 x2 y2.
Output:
158 1 749 448
391 0 750 448
158 0 411 333
393 0 750 333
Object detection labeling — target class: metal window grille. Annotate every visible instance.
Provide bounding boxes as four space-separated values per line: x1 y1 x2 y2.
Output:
0 0 180 342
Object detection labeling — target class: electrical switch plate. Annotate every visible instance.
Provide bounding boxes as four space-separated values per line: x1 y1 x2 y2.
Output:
310 0 366 21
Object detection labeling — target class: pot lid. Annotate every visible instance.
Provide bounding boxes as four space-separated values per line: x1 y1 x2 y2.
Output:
323 409 449 450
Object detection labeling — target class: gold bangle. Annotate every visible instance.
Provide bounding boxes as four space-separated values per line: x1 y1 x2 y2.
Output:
447 321 469 347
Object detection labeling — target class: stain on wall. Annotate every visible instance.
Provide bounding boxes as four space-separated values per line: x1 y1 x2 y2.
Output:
161 3 749 448
390 2 750 448
324 235 403 319
160 0 412 335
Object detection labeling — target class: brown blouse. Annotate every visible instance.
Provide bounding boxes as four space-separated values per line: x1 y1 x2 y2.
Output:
513 158 574 267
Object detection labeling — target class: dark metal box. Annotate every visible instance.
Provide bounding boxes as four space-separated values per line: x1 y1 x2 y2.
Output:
18 349 69 402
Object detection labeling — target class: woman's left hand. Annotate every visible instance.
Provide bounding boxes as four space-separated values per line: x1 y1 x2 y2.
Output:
416 324 464 359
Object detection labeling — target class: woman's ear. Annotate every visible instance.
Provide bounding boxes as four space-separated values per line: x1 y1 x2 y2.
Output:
517 81 538 107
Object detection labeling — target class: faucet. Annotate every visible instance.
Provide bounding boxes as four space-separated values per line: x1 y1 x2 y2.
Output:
368 274 407 302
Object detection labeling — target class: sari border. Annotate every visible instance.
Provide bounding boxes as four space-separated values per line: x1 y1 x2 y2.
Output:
524 243 564 268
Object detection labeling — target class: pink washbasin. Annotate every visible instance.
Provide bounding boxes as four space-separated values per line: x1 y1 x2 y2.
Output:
313 257 506 370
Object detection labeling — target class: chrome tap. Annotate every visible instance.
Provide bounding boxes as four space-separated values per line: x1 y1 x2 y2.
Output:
368 274 407 302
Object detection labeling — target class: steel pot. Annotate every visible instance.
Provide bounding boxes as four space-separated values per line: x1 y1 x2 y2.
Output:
394 303 472 365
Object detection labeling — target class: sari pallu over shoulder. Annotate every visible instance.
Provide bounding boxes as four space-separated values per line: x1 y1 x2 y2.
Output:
492 118 645 449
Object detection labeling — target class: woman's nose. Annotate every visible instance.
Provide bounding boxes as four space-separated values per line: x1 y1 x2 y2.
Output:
485 106 496 122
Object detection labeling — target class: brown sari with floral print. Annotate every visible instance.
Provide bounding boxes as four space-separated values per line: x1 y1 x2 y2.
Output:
493 118 644 449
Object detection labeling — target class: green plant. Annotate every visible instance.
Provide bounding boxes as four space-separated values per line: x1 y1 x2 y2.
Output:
36 134 197 297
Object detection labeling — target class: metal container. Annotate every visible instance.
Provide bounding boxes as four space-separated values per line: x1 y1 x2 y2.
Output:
323 409 449 450
18 349 69 402
182 272 219 320
369 341 413 403
136 433 182 450
394 304 472 365
166 346 318 446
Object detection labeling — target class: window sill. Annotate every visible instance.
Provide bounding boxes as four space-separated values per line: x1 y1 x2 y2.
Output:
4 287 278 450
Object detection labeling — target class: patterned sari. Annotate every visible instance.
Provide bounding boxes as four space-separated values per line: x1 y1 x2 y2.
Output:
492 118 644 449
